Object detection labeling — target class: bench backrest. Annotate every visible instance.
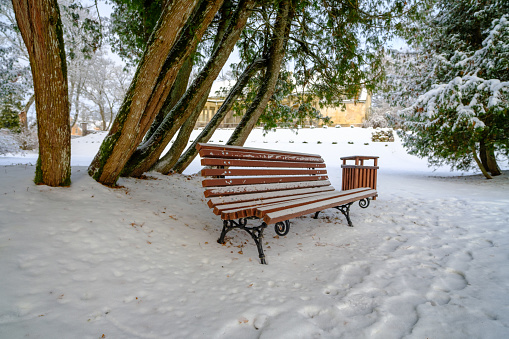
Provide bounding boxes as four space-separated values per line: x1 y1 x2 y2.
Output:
197 143 331 204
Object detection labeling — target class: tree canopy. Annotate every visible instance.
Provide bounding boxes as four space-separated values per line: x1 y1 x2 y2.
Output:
385 0 509 178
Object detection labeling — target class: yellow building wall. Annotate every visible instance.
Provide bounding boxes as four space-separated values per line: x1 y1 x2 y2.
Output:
320 100 370 127
196 93 371 128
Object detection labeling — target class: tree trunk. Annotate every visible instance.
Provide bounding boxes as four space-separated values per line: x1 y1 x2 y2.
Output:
143 54 194 143
20 94 35 130
171 57 266 174
154 95 209 173
70 80 82 129
99 101 106 131
472 145 492 179
227 0 294 146
13 0 71 187
121 0 256 178
88 0 222 186
479 138 501 176
151 0 235 173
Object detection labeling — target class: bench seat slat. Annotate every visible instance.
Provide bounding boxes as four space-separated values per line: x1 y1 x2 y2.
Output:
199 149 324 163
201 168 328 177
202 175 329 187
254 188 372 218
219 191 344 220
220 188 374 220
212 190 338 215
263 189 377 224
201 158 326 168
204 180 332 198
207 185 336 207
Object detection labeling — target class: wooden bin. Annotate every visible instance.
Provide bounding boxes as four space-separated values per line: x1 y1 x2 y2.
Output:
341 156 379 199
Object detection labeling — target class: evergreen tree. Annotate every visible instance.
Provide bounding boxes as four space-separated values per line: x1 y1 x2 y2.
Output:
0 94 21 131
386 0 509 178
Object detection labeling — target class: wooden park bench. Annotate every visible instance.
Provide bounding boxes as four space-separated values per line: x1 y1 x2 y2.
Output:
197 143 378 264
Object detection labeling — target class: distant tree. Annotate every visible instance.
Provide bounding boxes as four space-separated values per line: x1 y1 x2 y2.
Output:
12 0 71 186
386 0 509 178
82 53 130 130
363 94 401 128
59 0 103 129
0 0 33 126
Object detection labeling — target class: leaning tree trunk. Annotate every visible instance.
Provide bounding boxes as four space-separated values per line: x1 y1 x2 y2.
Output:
143 54 194 143
151 0 235 173
480 138 501 176
227 0 294 146
13 0 71 186
121 0 257 178
171 57 267 174
88 0 223 186
154 95 209 172
472 145 493 179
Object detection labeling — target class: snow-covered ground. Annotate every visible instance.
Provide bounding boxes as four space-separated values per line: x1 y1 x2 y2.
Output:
1 128 508 338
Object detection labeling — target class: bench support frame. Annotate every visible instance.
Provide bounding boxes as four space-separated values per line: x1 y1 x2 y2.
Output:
218 218 269 264
313 198 371 227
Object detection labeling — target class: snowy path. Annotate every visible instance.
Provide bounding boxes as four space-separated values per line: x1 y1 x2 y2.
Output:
1 164 508 338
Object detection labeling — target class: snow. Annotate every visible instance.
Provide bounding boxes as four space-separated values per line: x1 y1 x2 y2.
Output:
1 128 509 338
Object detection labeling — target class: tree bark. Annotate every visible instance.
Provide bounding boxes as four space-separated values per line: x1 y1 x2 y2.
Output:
479 138 501 176
143 54 194 143
88 0 223 186
70 80 82 129
171 57 266 174
472 145 493 179
227 0 295 146
151 0 235 173
13 0 71 186
20 94 35 130
121 0 256 178
154 95 209 173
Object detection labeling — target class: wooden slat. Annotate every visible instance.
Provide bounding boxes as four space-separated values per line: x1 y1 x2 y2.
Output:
202 175 329 187
341 165 379 170
254 188 373 218
204 180 331 198
218 191 348 220
201 168 327 177
213 190 338 215
263 189 378 224
199 149 324 163
201 158 326 168
218 188 371 220
220 192 340 220
197 143 322 159
207 185 336 207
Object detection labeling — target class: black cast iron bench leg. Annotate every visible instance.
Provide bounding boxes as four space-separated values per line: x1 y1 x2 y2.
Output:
313 202 355 227
217 219 268 264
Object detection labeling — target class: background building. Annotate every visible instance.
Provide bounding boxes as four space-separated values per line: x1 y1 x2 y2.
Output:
196 81 371 128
